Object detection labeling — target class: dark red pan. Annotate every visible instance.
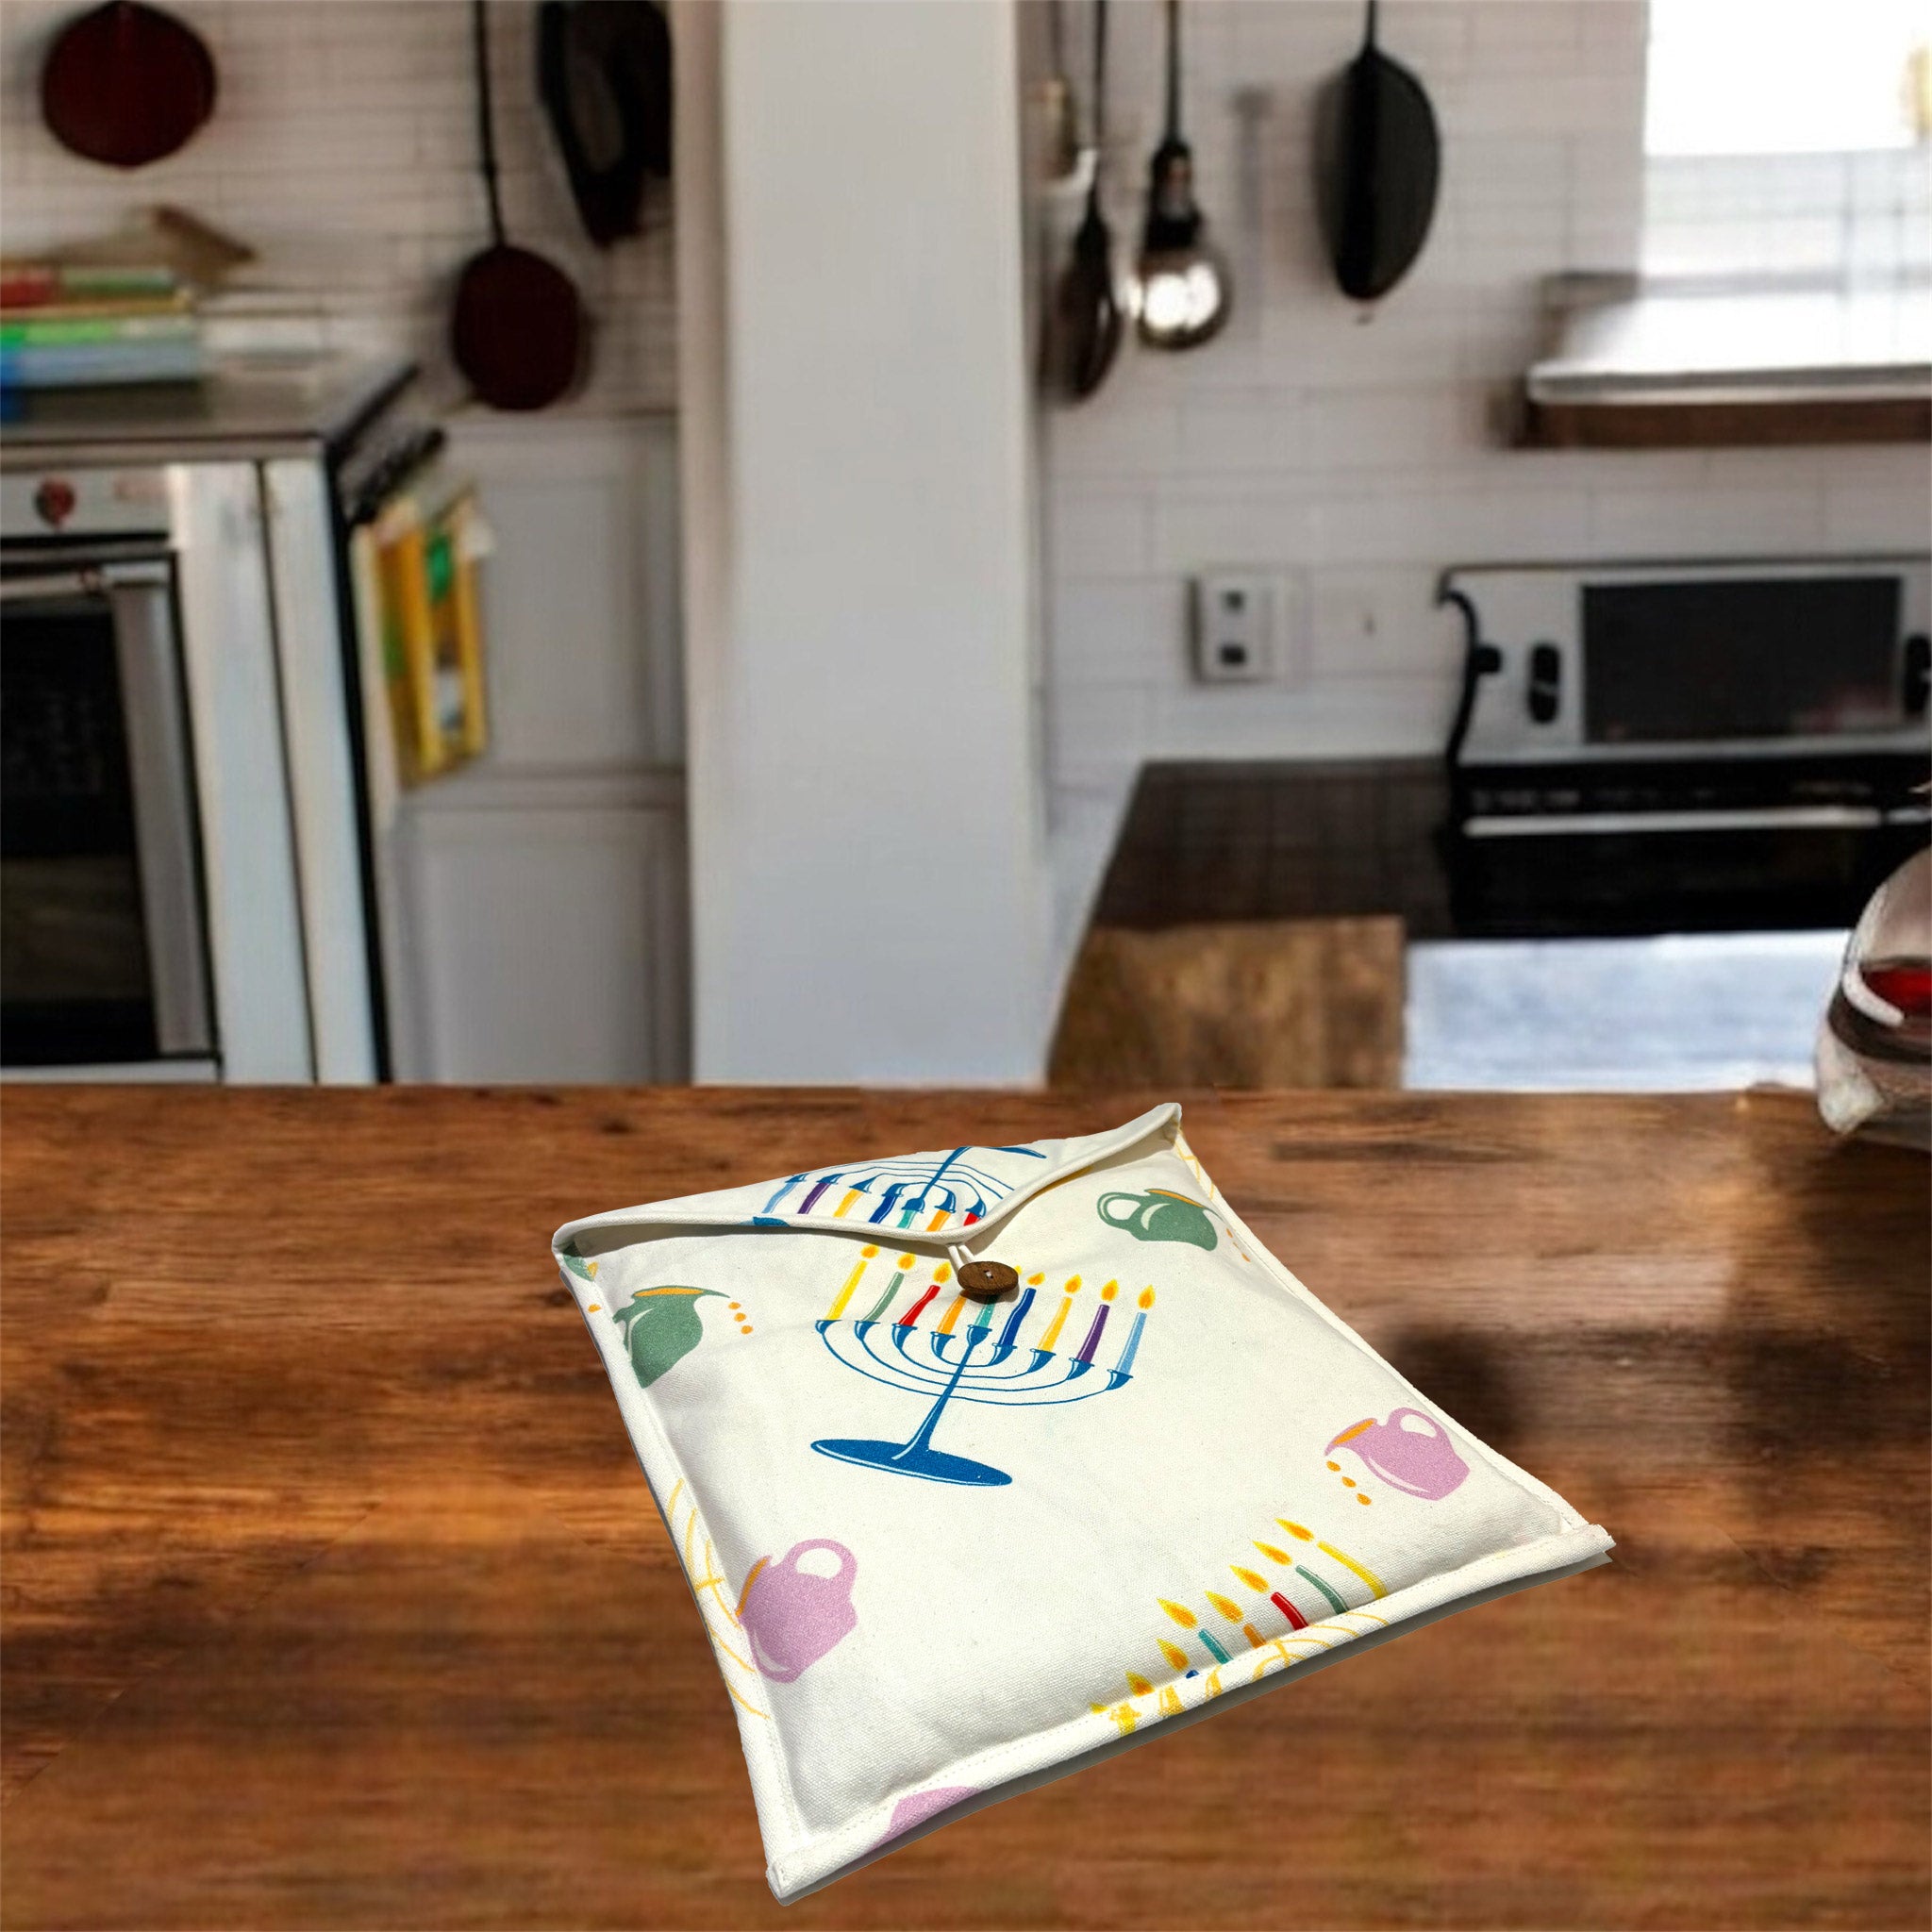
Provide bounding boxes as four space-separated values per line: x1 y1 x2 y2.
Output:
452 0 584 411
41 0 217 169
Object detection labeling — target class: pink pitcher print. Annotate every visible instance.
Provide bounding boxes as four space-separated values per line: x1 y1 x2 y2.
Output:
1326 1407 1469 1500
739 1539 858 1681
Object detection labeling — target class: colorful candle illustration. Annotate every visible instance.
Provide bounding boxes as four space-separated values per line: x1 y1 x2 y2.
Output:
1158 1595 1230 1666
862 1254 919 1323
896 1284 941 1328
833 1189 863 1219
1037 1277 1080 1351
1296 1565 1347 1615
1115 1286 1155 1374
1074 1280 1118 1365
810 1250 1149 1489
825 1244 880 1320
995 1285 1036 1351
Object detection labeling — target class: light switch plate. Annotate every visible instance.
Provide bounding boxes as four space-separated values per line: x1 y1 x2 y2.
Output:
1191 571 1275 683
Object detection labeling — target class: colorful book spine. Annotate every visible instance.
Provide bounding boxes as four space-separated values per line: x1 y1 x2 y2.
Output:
0 338 205 389
0 312 197 348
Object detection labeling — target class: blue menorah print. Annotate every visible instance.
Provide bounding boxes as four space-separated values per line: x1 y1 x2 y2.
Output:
757 1141 1047 1228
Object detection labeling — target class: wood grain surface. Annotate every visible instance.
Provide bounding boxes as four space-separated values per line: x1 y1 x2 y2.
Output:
2 1086 1926 1930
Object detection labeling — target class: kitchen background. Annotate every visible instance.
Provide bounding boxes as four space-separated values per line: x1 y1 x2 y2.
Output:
2 0 687 1083
2 0 1926 1093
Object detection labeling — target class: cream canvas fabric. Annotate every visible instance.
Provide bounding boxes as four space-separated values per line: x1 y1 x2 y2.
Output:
553 1104 1611 1902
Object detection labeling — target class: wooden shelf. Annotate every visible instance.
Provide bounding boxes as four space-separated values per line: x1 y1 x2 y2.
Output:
1519 388 1932 449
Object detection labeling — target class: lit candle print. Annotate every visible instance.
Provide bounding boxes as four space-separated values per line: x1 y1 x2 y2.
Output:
825 1244 880 1320
1114 1286 1155 1374
1125 1671 1153 1697
1074 1280 1119 1365
969 1296 996 1335
1207 1591 1266 1649
1158 1595 1231 1666
833 1189 864 1219
895 1284 941 1328
936 1293 967 1337
995 1285 1036 1351
862 1254 920 1323
926 1209 950 1233
1158 1639 1190 1673
1037 1276 1080 1351
1296 1565 1347 1615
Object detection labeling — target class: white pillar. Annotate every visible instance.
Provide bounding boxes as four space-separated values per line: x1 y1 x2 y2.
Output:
675 0 1050 1085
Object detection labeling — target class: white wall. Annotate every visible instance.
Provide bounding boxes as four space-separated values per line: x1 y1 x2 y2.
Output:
0 0 675 409
1034 0 1932 966
679 0 1053 1085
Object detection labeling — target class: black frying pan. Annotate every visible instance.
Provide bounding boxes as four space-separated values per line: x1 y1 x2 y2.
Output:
1314 0 1441 302
41 0 216 169
538 0 673 248
452 0 584 411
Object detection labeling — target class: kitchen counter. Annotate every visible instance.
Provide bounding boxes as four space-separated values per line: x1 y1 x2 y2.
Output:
0 354 415 466
3 1087 1926 1928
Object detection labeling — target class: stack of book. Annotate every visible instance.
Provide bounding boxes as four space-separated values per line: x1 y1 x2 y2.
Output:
0 262 204 390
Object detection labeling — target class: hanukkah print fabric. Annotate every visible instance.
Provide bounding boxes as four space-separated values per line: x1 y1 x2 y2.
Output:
553 1104 1612 1903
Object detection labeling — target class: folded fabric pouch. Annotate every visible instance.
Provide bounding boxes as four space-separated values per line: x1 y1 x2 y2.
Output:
554 1103 1611 1902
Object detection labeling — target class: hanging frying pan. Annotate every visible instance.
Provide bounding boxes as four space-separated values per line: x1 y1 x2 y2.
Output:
538 0 672 248
1314 0 1440 302
41 0 216 169
452 0 585 411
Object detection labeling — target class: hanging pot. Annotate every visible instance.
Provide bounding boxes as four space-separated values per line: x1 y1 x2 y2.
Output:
41 0 216 169
452 0 586 410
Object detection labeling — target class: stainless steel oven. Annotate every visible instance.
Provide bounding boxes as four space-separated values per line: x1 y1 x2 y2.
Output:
1441 557 1931 936
1 545 213 1072
1 358 427 1081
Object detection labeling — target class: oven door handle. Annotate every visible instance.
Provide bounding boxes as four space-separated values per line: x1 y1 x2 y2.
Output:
0 560 173 602
1461 805 1891 837
108 575 217 1058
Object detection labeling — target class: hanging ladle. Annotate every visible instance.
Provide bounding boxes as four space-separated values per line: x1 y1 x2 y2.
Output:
1134 0 1229 349
1045 0 1123 402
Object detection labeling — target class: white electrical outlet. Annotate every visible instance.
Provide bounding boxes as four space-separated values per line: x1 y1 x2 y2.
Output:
1191 571 1275 683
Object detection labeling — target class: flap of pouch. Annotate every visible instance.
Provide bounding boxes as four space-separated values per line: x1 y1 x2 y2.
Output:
552 1101 1184 1264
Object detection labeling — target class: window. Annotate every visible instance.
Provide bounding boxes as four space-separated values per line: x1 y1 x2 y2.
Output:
1642 0 1932 281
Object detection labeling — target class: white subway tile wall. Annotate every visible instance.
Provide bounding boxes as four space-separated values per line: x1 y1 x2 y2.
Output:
1033 0 1931 942
0 0 675 408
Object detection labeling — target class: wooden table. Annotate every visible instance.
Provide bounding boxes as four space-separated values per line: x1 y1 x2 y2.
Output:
3 1088 1925 1929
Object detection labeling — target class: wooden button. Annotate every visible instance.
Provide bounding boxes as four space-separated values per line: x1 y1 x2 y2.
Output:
957 1260 1019 1302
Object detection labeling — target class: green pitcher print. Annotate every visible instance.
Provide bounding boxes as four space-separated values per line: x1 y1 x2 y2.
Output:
1096 1190 1218 1250
613 1286 724 1387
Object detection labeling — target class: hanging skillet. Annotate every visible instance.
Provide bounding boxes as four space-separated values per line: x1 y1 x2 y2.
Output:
1314 0 1441 302
538 0 673 247
452 0 584 411
1045 0 1122 402
41 0 216 169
